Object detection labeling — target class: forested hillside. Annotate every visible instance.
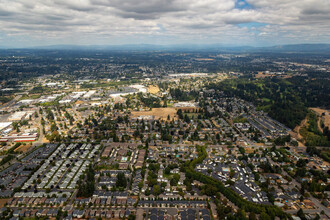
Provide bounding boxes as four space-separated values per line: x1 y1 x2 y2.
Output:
208 76 330 130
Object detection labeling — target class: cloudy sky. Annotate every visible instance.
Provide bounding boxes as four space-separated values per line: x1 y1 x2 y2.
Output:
0 0 329 47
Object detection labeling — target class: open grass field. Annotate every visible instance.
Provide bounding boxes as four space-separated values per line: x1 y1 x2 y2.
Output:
147 85 160 94
19 94 41 100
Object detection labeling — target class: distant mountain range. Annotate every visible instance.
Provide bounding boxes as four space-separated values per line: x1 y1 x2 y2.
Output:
2 43 330 53
258 44 330 53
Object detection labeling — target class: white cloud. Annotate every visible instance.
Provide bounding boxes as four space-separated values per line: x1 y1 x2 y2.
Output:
0 0 328 47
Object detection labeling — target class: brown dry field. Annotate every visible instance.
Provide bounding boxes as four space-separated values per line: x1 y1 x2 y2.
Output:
131 107 177 121
310 107 330 128
245 148 255 153
147 85 160 94
291 107 330 147
131 107 200 121
42 137 50 143
177 107 200 112
14 144 33 153
0 198 9 208
75 100 85 105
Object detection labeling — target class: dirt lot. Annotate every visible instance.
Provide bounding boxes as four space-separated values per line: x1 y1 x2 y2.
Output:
131 108 177 121
147 85 160 94
14 144 33 153
0 198 9 208
131 107 200 121
75 100 85 105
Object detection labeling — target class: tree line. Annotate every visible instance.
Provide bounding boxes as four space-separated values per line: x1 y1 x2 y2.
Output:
182 145 291 219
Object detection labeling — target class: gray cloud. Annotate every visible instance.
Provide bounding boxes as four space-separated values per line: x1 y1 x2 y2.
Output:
0 0 328 47
96 0 185 14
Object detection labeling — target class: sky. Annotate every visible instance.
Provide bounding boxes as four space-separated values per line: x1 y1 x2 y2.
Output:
0 0 329 48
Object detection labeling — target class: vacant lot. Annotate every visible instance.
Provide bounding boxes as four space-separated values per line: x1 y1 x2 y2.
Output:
147 85 160 94
131 107 177 121
177 107 200 112
131 107 200 121
0 198 9 208
14 144 33 153
75 100 85 105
